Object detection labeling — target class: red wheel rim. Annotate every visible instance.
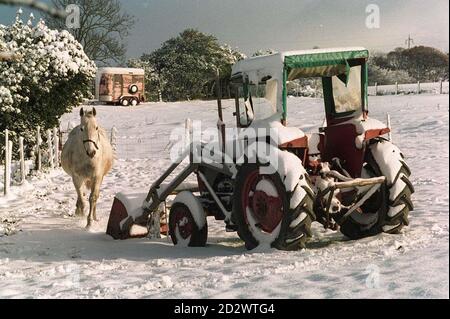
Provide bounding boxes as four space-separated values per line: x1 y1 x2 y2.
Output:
241 170 284 233
171 205 194 240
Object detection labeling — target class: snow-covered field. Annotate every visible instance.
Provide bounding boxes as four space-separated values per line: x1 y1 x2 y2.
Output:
0 94 448 299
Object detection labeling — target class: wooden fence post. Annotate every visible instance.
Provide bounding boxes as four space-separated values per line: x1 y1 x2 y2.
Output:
59 130 63 153
185 118 192 149
7 140 12 190
4 129 10 195
395 82 399 95
36 126 42 172
386 113 392 142
47 129 54 169
439 79 443 94
374 82 378 96
110 126 117 151
417 81 421 94
19 136 25 184
53 127 59 167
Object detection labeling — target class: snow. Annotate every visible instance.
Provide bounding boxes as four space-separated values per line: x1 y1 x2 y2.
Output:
114 192 147 221
97 67 145 75
289 185 308 210
172 191 206 229
248 113 306 145
0 94 448 298
306 133 322 155
0 15 96 119
232 47 367 78
274 148 308 193
255 179 278 197
290 212 308 229
370 140 406 201
245 207 281 248
388 204 406 219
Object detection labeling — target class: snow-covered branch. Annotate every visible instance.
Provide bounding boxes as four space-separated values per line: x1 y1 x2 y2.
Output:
0 0 67 18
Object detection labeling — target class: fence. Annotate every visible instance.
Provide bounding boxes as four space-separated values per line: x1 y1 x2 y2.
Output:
59 124 119 155
59 123 171 161
1 123 123 196
1 126 60 196
369 80 449 96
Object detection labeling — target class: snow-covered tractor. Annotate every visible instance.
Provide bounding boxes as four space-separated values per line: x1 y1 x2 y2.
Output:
106 47 414 250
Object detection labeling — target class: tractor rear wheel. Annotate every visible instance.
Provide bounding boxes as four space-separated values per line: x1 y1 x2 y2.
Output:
232 164 314 251
339 139 414 239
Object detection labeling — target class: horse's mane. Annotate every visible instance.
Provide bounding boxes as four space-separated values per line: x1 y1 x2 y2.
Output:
98 126 108 139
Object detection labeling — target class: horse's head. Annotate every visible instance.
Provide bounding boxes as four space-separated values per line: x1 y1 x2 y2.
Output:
80 107 100 158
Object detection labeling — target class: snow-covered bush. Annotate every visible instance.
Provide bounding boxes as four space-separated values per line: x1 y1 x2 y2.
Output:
0 11 96 153
287 78 323 98
368 63 414 86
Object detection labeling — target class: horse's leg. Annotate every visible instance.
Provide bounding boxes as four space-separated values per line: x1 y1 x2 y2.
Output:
73 176 85 217
92 177 103 222
86 177 101 228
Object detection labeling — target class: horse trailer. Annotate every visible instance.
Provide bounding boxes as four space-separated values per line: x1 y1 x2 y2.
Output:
95 67 145 106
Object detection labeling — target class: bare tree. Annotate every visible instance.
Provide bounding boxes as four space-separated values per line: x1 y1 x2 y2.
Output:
45 0 135 65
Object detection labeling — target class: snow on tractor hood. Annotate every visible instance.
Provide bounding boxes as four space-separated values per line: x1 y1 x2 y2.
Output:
245 113 305 145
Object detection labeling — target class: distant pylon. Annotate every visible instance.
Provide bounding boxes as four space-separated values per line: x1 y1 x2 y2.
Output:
405 34 415 49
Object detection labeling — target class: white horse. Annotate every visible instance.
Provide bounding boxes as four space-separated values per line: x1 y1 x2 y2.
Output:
62 107 114 228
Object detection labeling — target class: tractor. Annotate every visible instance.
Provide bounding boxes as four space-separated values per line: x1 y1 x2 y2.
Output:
106 47 414 250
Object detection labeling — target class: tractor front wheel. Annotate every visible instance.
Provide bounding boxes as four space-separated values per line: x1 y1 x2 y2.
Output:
169 192 208 247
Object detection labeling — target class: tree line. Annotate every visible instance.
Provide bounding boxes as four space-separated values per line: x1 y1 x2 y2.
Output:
368 46 449 85
39 0 449 100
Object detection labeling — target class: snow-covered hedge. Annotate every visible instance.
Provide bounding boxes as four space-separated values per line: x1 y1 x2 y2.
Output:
0 11 96 151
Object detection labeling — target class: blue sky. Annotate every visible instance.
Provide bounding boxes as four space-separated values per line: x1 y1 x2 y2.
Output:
1 0 448 59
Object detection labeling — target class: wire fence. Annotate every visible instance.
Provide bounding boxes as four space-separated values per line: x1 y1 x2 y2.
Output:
1 126 60 196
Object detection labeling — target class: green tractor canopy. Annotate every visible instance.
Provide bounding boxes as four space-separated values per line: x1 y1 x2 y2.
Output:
231 47 370 123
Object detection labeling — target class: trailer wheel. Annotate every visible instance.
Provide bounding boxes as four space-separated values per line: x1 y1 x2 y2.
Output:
339 140 414 239
233 164 314 251
169 192 207 247
121 98 130 107
131 98 138 106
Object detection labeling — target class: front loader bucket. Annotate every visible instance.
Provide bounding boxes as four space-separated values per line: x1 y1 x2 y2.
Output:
106 192 167 240
106 196 139 239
